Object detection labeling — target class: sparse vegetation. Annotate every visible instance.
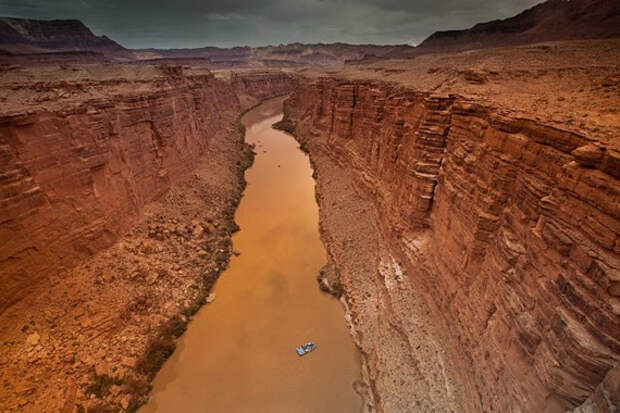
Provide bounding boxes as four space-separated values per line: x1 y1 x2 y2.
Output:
123 376 151 396
330 282 345 298
138 335 175 379
85 374 123 398
317 264 345 298
85 403 118 413
214 251 229 266
137 314 187 380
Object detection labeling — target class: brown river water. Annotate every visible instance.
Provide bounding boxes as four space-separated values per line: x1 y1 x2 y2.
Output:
141 97 362 412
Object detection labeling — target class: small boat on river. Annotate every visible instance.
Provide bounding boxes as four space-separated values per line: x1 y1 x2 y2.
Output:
296 342 316 356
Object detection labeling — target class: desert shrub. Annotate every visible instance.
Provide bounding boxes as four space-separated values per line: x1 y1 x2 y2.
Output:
123 376 151 396
215 251 229 266
161 315 187 338
202 269 219 286
86 404 118 413
331 282 345 298
85 374 123 398
138 335 175 379
137 314 187 379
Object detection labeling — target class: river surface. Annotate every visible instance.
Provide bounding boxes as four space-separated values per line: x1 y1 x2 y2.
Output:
141 97 361 412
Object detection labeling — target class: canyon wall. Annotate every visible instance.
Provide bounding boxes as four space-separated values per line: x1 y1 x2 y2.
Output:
0 69 293 314
231 71 293 103
282 78 619 412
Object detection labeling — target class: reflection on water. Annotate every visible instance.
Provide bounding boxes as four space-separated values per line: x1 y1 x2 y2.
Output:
141 97 361 413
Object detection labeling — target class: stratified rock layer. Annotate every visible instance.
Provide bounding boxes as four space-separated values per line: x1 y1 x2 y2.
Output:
282 78 619 412
0 68 293 314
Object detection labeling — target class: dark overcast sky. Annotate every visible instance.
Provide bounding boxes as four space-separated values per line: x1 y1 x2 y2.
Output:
0 0 543 48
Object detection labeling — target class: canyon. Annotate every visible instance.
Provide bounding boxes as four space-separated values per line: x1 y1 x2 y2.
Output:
1 2 619 412
0 66 293 315
278 39 619 412
141 98 361 413
0 65 294 411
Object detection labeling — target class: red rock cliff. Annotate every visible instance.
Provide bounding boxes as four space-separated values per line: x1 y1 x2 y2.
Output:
281 77 619 412
0 68 293 313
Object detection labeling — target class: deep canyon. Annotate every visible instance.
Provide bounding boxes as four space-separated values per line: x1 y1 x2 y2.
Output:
279 55 619 412
1 4 619 412
0 66 295 411
141 98 361 413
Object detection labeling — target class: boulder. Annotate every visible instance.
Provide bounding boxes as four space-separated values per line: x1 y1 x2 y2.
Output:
26 332 40 347
571 144 605 168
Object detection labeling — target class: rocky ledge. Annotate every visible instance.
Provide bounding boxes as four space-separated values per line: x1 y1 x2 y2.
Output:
280 57 618 412
0 65 293 412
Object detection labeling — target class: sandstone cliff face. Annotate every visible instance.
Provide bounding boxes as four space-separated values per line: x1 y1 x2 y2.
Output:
282 78 619 412
0 69 293 314
231 71 293 102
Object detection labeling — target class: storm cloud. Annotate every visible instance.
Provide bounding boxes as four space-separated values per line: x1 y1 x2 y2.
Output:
0 0 542 48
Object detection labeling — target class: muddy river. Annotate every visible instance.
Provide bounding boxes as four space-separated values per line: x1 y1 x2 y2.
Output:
141 97 362 412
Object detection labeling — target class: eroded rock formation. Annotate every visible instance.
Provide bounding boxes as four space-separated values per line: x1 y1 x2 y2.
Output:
1 33 618 412
0 17 130 58
417 0 620 54
281 76 619 412
0 17 414 67
0 67 292 313
0 66 294 411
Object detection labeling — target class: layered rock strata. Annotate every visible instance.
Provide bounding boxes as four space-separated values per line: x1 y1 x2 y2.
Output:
0 67 292 314
0 67 292 411
281 77 619 412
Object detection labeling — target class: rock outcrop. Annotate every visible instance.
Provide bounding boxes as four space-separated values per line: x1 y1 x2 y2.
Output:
0 17 130 58
281 76 619 412
139 42 414 67
0 66 294 412
0 67 293 315
0 17 414 66
417 0 620 53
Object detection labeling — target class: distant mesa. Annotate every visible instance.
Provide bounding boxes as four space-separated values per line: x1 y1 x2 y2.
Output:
0 17 131 58
1 0 619 66
417 0 620 53
0 16 413 67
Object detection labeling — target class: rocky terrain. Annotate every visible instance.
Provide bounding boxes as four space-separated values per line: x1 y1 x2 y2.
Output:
415 0 620 54
0 17 413 67
134 43 414 68
1 1 619 412
3 0 620 67
279 38 619 412
0 65 293 411
0 17 131 59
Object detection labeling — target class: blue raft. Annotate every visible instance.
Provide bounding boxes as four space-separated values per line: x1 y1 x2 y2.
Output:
295 342 316 356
